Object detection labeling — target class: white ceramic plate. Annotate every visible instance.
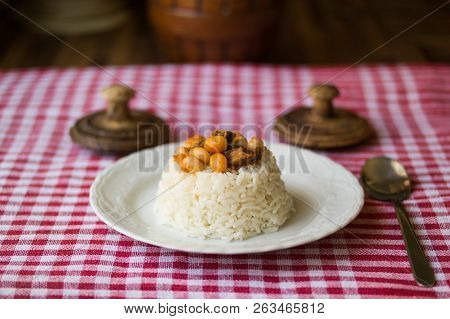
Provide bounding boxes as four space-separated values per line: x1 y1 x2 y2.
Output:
90 143 364 254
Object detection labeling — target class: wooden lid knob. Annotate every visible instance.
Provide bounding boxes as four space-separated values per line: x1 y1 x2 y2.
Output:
308 84 340 120
101 84 135 121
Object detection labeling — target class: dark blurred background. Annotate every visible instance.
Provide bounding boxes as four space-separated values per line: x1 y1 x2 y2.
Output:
1 0 449 69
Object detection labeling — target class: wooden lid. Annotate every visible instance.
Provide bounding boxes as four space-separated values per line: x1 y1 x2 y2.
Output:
70 85 169 154
275 84 373 149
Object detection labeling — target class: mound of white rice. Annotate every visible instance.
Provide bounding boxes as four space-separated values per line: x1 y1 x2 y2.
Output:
154 148 294 241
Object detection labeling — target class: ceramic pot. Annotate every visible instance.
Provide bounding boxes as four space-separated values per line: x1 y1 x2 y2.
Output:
148 0 282 62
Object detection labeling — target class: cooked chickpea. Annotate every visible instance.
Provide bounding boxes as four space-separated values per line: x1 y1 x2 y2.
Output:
227 147 252 167
204 136 227 153
184 135 205 148
210 153 228 173
231 135 247 149
232 130 244 138
189 147 210 164
247 137 264 152
173 153 187 166
181 155 205 173
175 146 189 156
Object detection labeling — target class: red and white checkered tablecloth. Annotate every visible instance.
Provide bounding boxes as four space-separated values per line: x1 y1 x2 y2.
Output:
0 64 449 298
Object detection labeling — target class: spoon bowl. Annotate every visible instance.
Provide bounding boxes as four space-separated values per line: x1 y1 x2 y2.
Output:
361 156 412 201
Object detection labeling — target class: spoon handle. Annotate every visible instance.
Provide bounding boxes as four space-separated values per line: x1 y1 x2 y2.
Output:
394 201 436 287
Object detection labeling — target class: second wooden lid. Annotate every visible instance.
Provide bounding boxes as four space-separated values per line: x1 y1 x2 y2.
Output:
274 84 373 149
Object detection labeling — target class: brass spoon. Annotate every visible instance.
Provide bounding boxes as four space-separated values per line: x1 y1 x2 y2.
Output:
361 156 436 287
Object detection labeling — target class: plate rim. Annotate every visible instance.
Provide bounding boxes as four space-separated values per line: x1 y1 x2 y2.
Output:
90 142 364 254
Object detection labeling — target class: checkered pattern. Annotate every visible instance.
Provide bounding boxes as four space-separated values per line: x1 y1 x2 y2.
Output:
0 64 449 298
